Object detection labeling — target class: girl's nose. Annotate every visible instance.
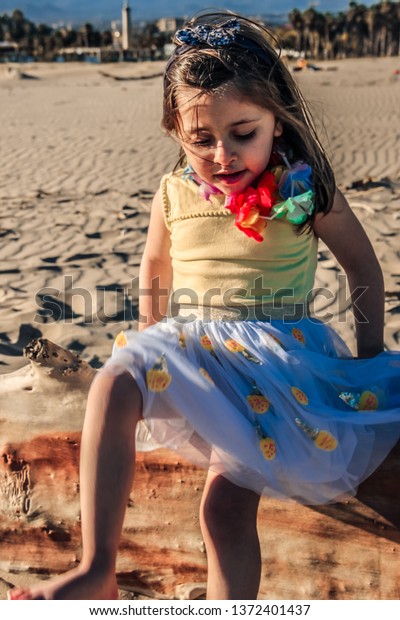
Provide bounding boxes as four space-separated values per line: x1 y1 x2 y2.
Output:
214 140 236 166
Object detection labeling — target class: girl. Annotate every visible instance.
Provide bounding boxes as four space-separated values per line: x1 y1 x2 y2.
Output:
9 11 400 601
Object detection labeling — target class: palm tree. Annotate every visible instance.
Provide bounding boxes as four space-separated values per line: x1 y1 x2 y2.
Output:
288 8 305 51
302 8 326 58
288 2 400 59
344 2 369 56
381 1 400 55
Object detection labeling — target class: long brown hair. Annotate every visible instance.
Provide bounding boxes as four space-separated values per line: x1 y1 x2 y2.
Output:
163 11 336 231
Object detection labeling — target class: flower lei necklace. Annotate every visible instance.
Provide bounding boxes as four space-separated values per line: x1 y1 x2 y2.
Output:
183 155 315 242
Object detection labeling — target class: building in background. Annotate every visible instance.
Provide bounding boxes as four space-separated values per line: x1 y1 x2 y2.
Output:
156 17 185 35
111 19 122 48
0 41 19 62
122 1 132 51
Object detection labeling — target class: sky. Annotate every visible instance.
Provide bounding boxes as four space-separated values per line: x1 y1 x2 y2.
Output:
2 1 379 26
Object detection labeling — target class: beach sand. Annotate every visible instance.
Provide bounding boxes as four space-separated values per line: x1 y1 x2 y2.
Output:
0 56 399 599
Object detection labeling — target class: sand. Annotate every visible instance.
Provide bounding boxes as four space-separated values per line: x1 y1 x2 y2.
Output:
0 57 399 375
0 60 177 374
0 56 399 599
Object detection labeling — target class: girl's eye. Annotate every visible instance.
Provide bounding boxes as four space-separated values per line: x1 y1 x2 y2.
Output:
190 130 256 149
192 139 212 148
235 130 256 142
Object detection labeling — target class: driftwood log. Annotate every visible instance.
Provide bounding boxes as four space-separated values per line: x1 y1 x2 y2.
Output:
0 338 399 599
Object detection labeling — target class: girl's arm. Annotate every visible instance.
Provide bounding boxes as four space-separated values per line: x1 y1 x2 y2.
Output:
138 188 172 331
313 188 384 358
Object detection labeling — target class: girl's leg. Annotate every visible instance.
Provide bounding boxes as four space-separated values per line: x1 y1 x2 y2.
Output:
200 470 261 600
9 365 142 600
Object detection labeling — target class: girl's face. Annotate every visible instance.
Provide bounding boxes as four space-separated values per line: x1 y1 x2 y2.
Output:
176 84 282 196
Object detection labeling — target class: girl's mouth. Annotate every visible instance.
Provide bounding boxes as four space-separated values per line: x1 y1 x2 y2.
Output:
214 170 246 185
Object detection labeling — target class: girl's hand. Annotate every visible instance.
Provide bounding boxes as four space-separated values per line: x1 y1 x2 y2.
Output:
313 189 385 358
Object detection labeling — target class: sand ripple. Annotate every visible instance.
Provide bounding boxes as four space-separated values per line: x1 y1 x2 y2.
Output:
0 58 399 371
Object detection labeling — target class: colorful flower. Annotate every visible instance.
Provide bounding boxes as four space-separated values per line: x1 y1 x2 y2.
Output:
278 162 313 199
185 157 315 241
182 165 222 203
271 190 314 224
224 170 277 242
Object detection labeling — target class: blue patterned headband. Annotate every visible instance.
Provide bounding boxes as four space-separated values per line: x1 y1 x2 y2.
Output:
175 18 240 46
168 18 272 67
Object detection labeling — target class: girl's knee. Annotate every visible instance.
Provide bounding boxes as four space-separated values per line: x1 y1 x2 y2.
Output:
88 366 143 420
92 364 135 392
200 476 259 538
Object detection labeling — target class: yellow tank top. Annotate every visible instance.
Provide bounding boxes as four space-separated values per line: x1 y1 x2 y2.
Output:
161 170 318 308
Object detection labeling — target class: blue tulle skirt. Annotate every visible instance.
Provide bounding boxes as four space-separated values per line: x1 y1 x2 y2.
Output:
107 316 400 505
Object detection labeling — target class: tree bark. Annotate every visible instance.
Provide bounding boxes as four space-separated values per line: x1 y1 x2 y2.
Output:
1 339 399 599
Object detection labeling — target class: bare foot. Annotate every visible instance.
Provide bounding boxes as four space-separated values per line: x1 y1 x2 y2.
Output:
8 566 119 600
